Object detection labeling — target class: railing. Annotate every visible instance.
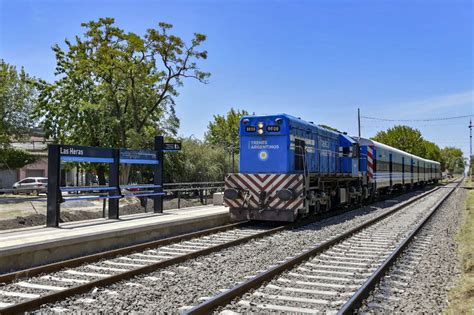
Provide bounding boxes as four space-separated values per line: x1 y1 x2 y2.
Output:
163 182 225 208
0 182 225 209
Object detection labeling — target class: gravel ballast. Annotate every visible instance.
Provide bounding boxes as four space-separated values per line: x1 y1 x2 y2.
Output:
221 183 458 313
32 188 447 313
358 184 465 313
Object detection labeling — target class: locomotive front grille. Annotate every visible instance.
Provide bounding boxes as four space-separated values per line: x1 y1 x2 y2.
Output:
224 173 304 212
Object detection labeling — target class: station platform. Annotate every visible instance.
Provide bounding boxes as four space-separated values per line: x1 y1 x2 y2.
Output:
0 205 229 274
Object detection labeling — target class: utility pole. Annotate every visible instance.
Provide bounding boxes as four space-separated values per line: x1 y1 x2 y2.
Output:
469 119 472 177
358 108 361 139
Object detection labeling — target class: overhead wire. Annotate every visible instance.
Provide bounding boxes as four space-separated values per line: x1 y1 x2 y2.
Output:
361 114 472 122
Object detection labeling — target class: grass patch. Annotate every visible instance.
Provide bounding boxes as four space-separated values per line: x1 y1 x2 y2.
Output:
446 179 474 314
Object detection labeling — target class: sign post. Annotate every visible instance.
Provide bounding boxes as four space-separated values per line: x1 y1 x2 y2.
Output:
154 136 164 213
46 145 61 227
108 149 120 219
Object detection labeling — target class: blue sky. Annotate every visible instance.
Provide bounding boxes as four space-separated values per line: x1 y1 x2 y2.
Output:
1 0 473 156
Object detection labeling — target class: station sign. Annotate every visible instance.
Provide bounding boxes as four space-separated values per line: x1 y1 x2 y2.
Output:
59 145 114 163
120 149 159 164
163 142 182 152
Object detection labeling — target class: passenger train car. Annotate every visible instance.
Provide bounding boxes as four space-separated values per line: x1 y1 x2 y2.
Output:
224 114 441 222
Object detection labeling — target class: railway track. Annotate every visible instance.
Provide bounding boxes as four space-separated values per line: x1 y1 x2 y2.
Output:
0 221 286 314
0 201 377 314
0 183 446 314
185 179 460 314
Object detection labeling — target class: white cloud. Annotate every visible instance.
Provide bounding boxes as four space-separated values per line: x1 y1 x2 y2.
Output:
370 90 473 118
400 90 473 113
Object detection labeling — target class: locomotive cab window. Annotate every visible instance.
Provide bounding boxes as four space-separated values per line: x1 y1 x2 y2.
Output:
295 139 305 171
352 144 359 158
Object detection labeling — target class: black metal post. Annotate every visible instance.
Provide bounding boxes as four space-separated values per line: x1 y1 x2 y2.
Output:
231 144 235 173
108 148 120 219
154 136 164 213
46 144 61 227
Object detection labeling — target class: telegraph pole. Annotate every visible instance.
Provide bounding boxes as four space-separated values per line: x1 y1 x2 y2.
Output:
358 108 361 139
469 119 472 177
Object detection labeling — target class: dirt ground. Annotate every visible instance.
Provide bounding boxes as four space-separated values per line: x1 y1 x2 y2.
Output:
0 196 213 230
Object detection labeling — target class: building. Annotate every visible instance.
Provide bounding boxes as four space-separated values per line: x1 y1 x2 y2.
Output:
0 129 51 189
0 129 100 189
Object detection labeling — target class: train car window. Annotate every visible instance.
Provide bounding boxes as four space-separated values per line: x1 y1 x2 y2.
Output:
295 139 305 171
377 160 389 171
404 161 410 173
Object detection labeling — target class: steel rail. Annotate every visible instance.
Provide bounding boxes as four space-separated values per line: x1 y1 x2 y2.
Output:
0 225 286 314
0 183 443 314
337 178 462 314
0 207 354 315
184 184 447 315
0 221 247 284
0 185 412 285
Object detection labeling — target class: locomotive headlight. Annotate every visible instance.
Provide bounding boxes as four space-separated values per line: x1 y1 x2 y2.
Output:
277 189 295 201
242 119 250 125
224 188 239 200
257 122 264 135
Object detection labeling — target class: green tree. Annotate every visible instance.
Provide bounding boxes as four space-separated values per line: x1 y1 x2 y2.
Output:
372 125 427 157
470 156 474 175
35 18 210 182
0 60 37 146
441 147 465 174
164 137 229 182
205 108 249 173
0 60 38 169
422 140 442 162
0 147 38 169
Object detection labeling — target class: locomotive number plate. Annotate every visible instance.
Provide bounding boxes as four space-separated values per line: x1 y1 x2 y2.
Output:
266 125 280 132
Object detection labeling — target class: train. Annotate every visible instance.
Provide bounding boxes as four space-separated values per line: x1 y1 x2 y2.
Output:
223 114 441 222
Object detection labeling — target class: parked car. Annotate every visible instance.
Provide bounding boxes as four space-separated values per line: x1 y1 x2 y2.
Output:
12 177 48 195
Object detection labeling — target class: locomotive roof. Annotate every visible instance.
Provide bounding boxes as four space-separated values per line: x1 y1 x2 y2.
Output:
359 137 440 165
241 113 342 136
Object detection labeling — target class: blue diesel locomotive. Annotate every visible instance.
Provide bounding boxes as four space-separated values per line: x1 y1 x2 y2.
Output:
224 114 441 221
